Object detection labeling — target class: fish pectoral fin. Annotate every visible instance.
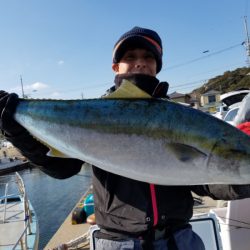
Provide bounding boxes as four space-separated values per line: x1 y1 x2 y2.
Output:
167 143 207 162
103 80 152 99
47 147 68 158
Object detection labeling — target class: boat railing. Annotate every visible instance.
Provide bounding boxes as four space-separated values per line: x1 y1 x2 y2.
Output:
0 172 35 250
2 182 9 223
0 177 20 223
12 222 30 250
12 172 34 250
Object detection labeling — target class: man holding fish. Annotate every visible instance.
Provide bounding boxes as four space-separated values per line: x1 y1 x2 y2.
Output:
1 27 250 250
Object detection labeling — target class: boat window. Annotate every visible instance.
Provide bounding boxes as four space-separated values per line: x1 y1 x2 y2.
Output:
191 217 221 250
0 197 21 204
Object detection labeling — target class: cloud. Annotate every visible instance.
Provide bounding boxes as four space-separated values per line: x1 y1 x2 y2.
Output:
25 82 49 91
50 92 61 97
57 60 64 65
10 82 49 93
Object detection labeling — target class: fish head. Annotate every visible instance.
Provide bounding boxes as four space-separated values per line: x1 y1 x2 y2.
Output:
207 129 250 184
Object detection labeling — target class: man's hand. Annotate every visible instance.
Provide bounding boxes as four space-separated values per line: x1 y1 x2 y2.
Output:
0 91 25 136
0 91 84 179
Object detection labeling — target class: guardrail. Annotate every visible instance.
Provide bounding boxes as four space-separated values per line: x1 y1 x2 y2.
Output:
13 172 33 250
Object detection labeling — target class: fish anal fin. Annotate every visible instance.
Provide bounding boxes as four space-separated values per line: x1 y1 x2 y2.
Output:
47 147 68 158
30 134 68 158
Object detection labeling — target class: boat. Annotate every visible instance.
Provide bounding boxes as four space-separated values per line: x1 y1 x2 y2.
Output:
210 198 250 250
0 172 39 250
0 140 30 176
188 196 250 250
0 159 30 176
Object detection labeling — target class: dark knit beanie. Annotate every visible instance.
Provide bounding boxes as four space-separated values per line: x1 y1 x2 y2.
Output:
113 27 163 73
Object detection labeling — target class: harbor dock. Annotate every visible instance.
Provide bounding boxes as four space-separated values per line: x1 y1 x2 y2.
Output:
45 186 93 250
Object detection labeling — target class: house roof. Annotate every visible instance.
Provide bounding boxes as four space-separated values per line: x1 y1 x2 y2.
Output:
201 90 221 96
169 91 191 99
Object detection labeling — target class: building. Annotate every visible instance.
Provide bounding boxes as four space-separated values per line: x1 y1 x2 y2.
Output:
169 91 192 104
200 90 221 113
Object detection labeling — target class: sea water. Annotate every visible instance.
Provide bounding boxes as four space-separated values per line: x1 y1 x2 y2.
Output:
0 165 92 249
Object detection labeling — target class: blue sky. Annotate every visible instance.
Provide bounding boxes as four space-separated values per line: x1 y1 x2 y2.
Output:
0 0 249 99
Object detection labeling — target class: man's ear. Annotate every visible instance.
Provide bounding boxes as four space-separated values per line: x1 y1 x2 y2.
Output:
112 63 119 73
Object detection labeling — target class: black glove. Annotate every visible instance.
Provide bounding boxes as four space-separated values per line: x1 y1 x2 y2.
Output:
0 91 26 136
0 90 83 179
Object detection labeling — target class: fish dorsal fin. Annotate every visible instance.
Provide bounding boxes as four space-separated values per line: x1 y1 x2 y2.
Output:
103 80 152 99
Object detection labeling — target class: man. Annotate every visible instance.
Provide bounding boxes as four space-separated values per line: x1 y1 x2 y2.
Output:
1 27 250 250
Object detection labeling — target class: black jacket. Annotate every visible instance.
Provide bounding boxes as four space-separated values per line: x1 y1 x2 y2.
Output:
5 74 250 238
92 166 250 237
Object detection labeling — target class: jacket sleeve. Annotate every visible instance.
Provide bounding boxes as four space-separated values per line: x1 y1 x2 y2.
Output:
5 130 83 179
191 184 250 200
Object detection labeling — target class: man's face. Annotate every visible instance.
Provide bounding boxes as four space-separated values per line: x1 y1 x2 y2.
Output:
112 48 157 76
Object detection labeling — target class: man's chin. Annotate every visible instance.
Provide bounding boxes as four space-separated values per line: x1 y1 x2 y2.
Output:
128 71 153 76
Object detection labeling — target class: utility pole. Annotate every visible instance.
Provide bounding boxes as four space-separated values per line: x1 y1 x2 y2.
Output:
244 16 250 67
20 75 25 98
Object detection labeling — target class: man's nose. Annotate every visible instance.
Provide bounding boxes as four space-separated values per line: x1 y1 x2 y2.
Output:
134 58 146 68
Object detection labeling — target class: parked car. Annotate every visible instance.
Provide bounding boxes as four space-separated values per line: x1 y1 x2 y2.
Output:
213 89 250 120
223 106 240 125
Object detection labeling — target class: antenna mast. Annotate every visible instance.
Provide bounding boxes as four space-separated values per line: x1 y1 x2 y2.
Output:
20 75 25 98
244 16 250 66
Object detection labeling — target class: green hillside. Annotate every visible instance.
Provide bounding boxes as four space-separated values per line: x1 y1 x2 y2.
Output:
190 67 250 97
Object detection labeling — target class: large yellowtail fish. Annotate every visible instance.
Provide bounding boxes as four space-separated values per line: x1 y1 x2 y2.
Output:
13 81 250 185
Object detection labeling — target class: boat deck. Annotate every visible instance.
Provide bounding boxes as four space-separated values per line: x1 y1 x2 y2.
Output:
0 172 39 250
0 199 25 249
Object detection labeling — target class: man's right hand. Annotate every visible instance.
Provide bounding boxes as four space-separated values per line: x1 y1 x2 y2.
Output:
0 91 26 136
0 91 84 179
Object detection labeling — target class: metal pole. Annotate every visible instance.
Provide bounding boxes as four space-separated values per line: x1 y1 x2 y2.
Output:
3 183 8 223
20 75 25 98
244 16 250 66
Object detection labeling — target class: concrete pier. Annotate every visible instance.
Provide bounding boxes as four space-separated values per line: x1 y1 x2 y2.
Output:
45 186 93 250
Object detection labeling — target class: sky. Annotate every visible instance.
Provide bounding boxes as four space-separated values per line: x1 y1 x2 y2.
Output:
0 0 250 99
